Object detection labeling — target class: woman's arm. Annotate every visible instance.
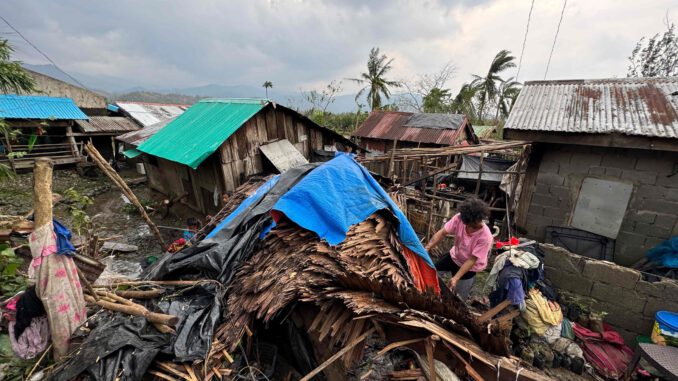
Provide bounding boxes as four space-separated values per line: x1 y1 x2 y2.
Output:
449 256 477 289
425 228 448 252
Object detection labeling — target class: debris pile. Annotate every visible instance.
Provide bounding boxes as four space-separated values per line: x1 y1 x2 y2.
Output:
47 155 548 380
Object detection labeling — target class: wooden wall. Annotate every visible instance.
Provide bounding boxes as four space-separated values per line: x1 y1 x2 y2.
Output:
144 104 351 214
217 105 346 193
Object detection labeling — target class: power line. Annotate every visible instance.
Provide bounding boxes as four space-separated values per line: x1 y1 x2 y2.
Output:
515 0 535 82
544 0 568 79
0 15 90 90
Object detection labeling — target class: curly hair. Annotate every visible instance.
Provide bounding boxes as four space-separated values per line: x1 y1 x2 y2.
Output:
458 198 489 225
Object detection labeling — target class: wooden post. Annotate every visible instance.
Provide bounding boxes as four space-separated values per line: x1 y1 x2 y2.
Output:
33 158 53 227
387 139 398 179
474 152 484 195
85 143 167 250
65 125 81 158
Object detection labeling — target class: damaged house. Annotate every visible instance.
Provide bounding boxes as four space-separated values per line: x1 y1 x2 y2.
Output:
118 98 357 215
351 111 478 154
504 77 678 267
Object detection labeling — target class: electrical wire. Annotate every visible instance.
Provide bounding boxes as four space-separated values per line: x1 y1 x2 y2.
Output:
544 0 568 79
515 0 535 82
0 15 89 90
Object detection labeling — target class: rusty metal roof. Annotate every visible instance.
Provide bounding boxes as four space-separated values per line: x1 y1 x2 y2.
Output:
352 111 468 145
75 116 140 134
505 77 678 138
116 116 176 147
115 101 190 127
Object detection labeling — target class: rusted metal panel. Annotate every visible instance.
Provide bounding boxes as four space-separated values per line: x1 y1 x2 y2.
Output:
352 111 468 145
115 101 189 127
505 77 678 139
75 116 140 134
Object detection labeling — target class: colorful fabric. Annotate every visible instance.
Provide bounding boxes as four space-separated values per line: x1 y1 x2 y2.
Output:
522 288 563 336
33 223 86 360
8 316 50 360
443 213 492 272
53 219 76 256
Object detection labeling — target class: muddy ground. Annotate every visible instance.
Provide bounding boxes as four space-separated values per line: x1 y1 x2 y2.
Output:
0 167 196 269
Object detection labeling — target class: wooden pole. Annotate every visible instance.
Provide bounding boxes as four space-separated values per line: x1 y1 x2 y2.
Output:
33 158 53 227
388 139 398 179
474 153 485 195
84 294 178 326
84 143 166 250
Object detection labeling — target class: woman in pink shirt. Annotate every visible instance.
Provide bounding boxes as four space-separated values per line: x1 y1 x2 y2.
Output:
425 198 493 300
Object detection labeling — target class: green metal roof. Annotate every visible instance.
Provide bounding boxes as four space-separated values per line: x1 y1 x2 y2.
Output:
123 148 143 159
137 99 268 169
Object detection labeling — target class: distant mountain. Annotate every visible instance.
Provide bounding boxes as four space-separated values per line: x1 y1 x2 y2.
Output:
21 64 416 113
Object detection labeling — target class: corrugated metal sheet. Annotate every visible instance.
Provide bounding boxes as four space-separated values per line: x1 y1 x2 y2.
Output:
115 101 189 127
116 117 175 147
505 77 678 138
352 111 467 145
473 125 497 139
137 99 268 168
0 95 88 120
75 116 140 134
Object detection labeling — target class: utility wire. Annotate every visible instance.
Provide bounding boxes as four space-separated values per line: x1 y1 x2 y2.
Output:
515 0 535 82
544 0 568 79
0 15 90 90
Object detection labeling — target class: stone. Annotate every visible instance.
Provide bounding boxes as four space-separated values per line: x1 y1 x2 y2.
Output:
540 244 586 273
583 260 640 289
635 280 666 298
590 282 645 313
546 267 593 295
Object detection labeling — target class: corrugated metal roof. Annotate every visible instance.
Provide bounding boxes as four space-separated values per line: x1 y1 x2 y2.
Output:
137 99 268 168
115 101 190 127
116 117 175 147
473 125 497 139
352 111 468 145
505 77 678 138
0 95 88 120
75 116 140 134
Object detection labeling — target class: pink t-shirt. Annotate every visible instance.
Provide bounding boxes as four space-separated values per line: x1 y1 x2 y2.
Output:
444 213 492 272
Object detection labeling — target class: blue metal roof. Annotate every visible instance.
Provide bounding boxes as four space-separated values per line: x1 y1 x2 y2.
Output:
0 95 88 120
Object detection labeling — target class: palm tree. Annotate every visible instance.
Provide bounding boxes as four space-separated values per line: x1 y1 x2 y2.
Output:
494 78 521 121
450 83 479 121
422 88 451 113
262 81 273 98
348 47 401 110
472 50 516 121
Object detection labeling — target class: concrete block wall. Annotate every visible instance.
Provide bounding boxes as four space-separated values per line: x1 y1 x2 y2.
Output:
524 144 678 266
542 244 678 344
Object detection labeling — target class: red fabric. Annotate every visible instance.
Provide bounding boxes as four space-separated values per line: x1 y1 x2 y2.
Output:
495 237 520 249
401 245 440 294
167 238 187 253
573 323 633 380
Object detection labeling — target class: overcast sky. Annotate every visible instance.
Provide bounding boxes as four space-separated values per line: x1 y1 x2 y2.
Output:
1 0 677 95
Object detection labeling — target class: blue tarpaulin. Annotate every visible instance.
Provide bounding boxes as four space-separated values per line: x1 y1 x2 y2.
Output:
646 236 678 268
272 155 435 268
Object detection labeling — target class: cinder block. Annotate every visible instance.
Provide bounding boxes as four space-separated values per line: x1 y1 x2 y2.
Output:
588 166 606 176
605 167 623 178
536 172 565 186
665 187 678 202
582 260 640 289
640 199 678 216
570 152 602 169
663 281 678 303
591 283 645 313
654 214 678 230
644 297 678 317
603 304 654 334
636 280 666 299
602 153 637 170
542 150 572 164
621 170 658 185
548 185 570 200
545 267 593 295
540 160 560 173
656 173 678 188
636 184 666 201
617 232 648 249
528 205 544 217
531 193 556 207
541 244 587 273
635 155 676 174
543 206 568 219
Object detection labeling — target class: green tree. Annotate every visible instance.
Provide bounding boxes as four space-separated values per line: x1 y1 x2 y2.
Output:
450 83 479 122
628 20 678 77
262 81 273 98
494 78 521 121
422 88 451 113
348 47 401 111
472 49 516 121
0 39 36 179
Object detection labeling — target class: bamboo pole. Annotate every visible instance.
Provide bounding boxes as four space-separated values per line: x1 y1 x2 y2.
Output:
474 153 485 195
84 143 166 250
84 294 178 326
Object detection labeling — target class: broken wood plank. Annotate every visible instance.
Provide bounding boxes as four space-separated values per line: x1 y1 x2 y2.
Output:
477 299 511 323
299 327 375 381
